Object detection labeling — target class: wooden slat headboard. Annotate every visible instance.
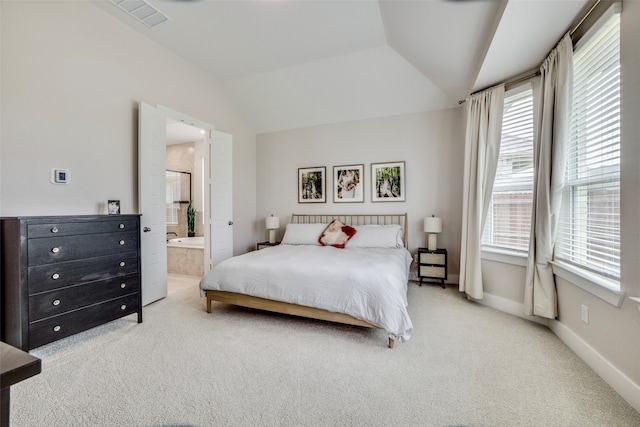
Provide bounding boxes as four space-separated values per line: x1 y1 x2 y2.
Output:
290 213 408 249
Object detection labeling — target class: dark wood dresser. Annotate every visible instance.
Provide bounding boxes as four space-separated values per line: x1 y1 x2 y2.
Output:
0 215 142 351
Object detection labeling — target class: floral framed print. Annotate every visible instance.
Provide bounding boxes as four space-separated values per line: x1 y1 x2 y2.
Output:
298 166 326 203
333 164 364 203
371 161 405 202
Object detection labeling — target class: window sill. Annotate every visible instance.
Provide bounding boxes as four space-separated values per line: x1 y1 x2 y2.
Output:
481 247 528 267
629 297 640 312
551 261 624 307
480 249 625 307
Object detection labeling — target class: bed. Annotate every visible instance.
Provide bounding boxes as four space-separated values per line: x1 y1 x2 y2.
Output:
199 213 413 348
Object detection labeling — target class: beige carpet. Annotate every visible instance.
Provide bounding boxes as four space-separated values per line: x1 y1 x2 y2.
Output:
10 277 640 426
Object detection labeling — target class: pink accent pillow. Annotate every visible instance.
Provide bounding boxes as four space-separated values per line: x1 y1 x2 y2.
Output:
318 220 357 248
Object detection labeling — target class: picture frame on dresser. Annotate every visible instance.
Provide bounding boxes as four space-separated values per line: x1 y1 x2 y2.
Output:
108 200 121 215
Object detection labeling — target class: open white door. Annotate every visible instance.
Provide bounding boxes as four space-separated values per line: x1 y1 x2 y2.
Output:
139 103 229 299
139 102 168 305
208 131 233 269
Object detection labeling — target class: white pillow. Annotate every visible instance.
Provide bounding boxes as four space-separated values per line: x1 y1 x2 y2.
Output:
347 224 404 248
280 223 328 246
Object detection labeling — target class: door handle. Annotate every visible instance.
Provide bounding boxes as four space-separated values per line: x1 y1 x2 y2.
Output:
143 227 152 232
228 221 233 226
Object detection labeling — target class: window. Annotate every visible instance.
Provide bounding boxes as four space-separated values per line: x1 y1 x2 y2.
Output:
166 171 181 225
482 86 534 252
166 176 180 225
555 10 621 280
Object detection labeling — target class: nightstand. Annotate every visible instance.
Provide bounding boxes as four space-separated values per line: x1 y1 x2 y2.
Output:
257 241 280 250
418 248 447 288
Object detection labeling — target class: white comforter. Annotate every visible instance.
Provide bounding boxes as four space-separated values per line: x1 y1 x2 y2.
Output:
199 244 413 342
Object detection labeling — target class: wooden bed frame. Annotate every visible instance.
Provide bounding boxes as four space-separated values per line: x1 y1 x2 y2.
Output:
205 213 409 348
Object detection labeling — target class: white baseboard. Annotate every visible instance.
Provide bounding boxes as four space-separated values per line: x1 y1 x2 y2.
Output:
446 274 459 286
548 320 640 413
472 292 548 326
478 292 640 413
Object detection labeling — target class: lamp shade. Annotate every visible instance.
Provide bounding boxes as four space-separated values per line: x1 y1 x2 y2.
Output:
424 216 442 233
265 215 280 230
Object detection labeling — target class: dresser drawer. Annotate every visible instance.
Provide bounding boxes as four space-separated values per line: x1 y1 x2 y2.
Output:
28 231 138 266
27 218 138 238
419 265 446 279
28 252 139 294
29 275 140 321
28 293 140 349
419 252 446 265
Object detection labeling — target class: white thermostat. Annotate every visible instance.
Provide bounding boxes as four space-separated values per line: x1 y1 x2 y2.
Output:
51 168 70 184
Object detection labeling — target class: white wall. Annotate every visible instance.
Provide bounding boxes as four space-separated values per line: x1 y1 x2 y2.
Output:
0 1 2 217
0 1 257 254
479 0 640 410
256 108 465 277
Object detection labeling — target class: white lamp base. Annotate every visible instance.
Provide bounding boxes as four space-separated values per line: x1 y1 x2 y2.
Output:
268 229 276 244
428 234 438 251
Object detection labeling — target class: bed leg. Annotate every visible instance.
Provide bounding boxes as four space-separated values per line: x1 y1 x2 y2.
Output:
388 338 395 349
206 296 212 313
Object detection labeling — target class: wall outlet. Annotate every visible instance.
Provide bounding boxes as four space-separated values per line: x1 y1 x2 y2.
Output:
581 304 589 324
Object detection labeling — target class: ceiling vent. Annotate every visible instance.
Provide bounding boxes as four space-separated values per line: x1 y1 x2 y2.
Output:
109 0 170 28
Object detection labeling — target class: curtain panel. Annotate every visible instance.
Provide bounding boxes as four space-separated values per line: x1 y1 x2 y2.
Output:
459 85 505 300
524 34 574 318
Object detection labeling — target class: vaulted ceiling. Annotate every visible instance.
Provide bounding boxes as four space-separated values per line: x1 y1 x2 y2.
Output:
93 0 589 134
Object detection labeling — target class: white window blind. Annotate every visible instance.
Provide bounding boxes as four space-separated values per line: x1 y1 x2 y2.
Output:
482 86 534 252
555 10 621 280
166 174 181 225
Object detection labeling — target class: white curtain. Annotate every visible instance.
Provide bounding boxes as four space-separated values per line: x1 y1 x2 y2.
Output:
524 34 573 318
459 85 505 300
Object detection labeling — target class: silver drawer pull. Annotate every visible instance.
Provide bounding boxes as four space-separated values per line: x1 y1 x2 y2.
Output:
52 299 61 306
119 240 125 245
53 325 61 332
119 223 125 229
120 283 126 289
51 227 59 233
119 261 126 267
51 247 60 253
120 304 127 310
52 273 60 280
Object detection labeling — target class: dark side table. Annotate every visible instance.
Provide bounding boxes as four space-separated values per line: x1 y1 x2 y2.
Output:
257 241 280 250
417 248 448 288
1 342 41 427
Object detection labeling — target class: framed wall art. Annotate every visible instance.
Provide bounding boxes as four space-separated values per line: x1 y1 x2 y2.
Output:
371 161 405 202
298 166 326 203
333 164 364 203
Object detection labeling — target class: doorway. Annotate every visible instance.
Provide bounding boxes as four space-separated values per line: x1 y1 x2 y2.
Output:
165 120 206 291
139 102 234 306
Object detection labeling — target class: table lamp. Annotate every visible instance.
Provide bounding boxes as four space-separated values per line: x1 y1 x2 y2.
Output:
265 215 280 244
424 215 442 251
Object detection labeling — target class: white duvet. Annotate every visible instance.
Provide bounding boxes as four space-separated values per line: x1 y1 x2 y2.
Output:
199 244 413 342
